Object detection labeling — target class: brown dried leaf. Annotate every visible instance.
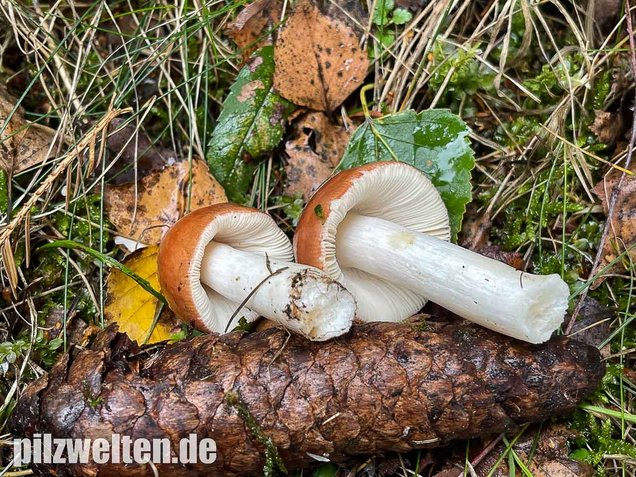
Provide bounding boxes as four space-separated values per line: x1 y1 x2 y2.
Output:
284 111 352 198
104 158 227 245
591 164 636 286
477 245 526 270
284 146 333 199
529 458 594 477
42 308 97 348
435 424 592 477
0 87 59 174
460 204 492 250
515 425 593 477
274 0 368 112
589 110 624 146
568 297 611 357
225 0 282 60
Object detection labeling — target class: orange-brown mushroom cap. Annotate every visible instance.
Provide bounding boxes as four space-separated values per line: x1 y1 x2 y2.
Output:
158 204 293 332
294 161 450 321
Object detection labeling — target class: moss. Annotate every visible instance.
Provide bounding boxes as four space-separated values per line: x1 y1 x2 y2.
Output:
592 70 612 111
52 194 109 248
523 53 585 104
225 391 287 476
493 163 589 254
35 251 67 288
272 193 304 228
571 395 636 474
490 9 530 65
232 316 258 333
494 116 542 149
308 464 339 477
428 41 496 115
0 332 62 382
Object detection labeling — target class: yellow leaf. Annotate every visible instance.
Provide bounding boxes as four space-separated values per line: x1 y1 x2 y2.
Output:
105 246 182 344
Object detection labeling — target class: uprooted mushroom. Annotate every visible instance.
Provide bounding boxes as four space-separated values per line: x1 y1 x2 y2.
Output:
158 203 355 341
10 317 603 476
294 161 571 343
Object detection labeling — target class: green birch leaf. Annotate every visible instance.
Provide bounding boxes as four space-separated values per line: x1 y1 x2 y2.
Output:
207 46 294 202
338 109 475 240
373 0 394 26
391 8 413 25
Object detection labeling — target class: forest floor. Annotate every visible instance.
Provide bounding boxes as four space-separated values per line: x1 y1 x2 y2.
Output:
0 1 635 476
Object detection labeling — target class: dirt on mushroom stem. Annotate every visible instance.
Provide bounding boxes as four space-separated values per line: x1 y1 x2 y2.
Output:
10 317 603 477
200 241 356 340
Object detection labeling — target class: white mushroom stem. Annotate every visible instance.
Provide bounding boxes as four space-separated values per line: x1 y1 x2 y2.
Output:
336 214 570 343
200 242 355 341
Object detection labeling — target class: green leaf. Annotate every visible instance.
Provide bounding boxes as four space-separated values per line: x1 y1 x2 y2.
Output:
373 0 395 26
391 8 412 25
40 240 166 304
338 109 475 240
206 46 294 202
368 32 396 60
272 193 304 227
312 463 339 477
569 448 591 462
378 31 395 48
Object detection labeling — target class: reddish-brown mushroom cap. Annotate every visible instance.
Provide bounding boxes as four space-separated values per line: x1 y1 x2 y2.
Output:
158 203 293 332
294 161 450 321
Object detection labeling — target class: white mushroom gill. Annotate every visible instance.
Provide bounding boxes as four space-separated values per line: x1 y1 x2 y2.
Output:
335 213 570 343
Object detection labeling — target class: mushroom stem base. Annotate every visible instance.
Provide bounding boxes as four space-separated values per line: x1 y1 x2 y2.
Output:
336 214 570 343
201 243 355 340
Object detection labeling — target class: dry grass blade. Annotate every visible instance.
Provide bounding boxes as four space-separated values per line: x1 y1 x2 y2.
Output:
0 0 634 475
0 241 17 298
567 0 636 331
0 107 131 251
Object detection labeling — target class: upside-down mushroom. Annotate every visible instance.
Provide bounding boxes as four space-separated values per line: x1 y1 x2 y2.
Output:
294 162 570 343
158 204 355 341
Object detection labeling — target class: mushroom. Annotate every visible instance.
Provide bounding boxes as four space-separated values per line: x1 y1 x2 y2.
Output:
158 204 355 341
294 161 570 343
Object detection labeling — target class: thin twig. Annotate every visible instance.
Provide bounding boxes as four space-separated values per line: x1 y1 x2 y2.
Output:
454 434 505 477
224 266 290 333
